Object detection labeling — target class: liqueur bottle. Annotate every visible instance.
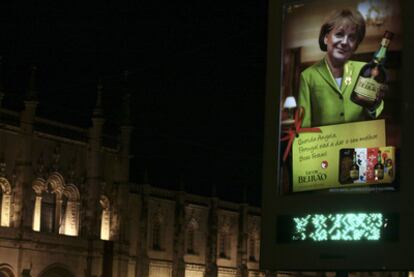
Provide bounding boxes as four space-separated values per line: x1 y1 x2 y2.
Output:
374 150 384 181
349 151 359 181
351 31 394 109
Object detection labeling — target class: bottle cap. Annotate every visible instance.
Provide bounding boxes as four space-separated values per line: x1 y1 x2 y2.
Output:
384 31 394 40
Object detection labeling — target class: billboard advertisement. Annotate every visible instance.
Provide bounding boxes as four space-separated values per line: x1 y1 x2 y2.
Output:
279 0 402 193
261 0 414 271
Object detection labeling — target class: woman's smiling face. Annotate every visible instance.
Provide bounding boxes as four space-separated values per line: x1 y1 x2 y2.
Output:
324 23 358 65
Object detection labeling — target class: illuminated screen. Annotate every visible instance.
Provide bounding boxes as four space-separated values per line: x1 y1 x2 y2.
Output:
278 0 402 193
277 213 398 242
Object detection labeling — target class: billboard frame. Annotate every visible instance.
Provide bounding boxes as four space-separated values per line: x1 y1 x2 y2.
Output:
261 0 414 271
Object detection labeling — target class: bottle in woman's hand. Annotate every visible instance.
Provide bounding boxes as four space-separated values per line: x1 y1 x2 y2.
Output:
351 31 394 109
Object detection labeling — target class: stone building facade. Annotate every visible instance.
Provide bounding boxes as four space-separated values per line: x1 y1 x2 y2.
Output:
0 69 266 277
129 185 264 277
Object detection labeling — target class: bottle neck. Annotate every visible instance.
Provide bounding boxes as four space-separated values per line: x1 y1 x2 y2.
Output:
373 38 390 64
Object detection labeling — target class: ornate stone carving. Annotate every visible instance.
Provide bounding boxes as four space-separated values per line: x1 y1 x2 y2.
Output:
63 184 80 202
47 173 65 198
51 145 61 172
185 263 206 273
218 213 235 234
10 166 16 187
35 153 46 178
0 177 11 194
66 156 77 184
185 207 201 230
32 177 47 195
248 215 261 238
152 203 164 224
0 153 6 178
218 266 237 275
100 195 111 210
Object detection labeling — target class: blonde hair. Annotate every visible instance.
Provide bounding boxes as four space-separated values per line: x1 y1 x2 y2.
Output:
319 9 366 51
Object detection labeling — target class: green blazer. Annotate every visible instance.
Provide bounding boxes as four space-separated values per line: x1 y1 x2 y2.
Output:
298 58 383 128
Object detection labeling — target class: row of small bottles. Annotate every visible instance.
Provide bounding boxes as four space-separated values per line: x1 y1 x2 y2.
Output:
350 150 383 181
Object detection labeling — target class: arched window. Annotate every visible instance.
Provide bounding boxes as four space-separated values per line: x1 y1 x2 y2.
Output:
32 178 46 231
218 231 231 259
32 173 79 236
218 214 233 259
41 186 56 233
151 205 164 251
60 184 80 236
0 270 14 277
249 235 258 261
248 216 261 262
186 227 195 254
0 177 12 227
152 219 162 250
186 217 199 255
38 264 74 277
0 264 15 277
100 195 111 240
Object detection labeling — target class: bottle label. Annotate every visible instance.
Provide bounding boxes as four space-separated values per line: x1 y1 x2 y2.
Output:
375 168 384 180
350 169 359 180
354 76 388 101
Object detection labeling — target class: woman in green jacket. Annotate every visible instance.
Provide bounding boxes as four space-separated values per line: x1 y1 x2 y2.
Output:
298 9 383 128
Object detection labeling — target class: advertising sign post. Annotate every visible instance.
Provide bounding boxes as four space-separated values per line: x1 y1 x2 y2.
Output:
262 0 414 271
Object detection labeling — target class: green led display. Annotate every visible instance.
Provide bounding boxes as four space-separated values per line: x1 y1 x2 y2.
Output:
292 213 386 241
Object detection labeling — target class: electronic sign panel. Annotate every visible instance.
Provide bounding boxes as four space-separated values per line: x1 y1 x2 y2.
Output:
262 0 414 271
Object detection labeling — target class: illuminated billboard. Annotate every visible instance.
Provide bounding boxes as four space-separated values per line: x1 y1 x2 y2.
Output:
261 0 414 271
279 0 402 193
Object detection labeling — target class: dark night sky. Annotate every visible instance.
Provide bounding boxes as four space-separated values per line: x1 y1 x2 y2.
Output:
1 2 268 205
